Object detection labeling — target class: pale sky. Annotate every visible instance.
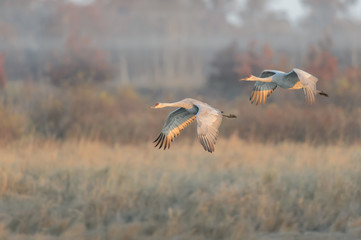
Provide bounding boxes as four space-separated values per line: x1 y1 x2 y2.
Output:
68 0 361 24
225 0 305 26
226 0 361 26
268 0 304 22
270 0 361 22
66 0 94 5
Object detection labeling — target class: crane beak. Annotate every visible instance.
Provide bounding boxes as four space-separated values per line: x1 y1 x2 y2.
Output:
240 75 253 81
151 103 160 108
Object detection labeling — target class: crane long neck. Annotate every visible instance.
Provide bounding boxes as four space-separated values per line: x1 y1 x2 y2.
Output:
160 101 193 109
252 76 273 82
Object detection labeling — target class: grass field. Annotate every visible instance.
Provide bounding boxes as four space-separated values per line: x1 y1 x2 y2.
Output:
0 138 361 240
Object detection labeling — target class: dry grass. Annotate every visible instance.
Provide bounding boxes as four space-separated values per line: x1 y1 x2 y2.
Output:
0 138 361 240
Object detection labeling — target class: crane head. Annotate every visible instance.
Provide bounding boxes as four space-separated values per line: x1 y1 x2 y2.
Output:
240 74 256 81
151 103 160 108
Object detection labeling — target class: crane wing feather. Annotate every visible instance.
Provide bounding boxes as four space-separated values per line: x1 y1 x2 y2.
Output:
250 82 278 105
292 68 318 104
154 107 197 150
194 103 222 153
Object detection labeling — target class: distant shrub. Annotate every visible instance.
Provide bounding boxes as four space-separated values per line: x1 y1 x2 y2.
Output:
29 96 71 139
206 42 241 100
220 102 361 144
46 34 114 87
26 85 160 144
206 41 286 100
4 80 361 145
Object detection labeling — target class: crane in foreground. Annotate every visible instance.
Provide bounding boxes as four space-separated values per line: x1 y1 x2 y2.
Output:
151 98 236 153
240 68 328 105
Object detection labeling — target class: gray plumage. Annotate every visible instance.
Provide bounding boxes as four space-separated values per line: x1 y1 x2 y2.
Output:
241 68 328 105
152 98 235 153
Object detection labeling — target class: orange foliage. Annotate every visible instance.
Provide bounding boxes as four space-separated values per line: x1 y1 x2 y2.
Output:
304 36 339 82
345 66 361 84
305 49 338 82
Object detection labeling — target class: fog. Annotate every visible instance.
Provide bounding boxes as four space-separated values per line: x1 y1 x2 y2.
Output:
0 0 361 87
1 3 361 239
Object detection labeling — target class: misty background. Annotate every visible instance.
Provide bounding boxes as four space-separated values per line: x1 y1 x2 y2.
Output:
2 2 361 239
2 0 361 85
0 0 360 143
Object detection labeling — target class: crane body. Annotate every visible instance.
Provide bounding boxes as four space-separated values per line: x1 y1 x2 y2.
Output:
151 98 236 153
240 68 328 105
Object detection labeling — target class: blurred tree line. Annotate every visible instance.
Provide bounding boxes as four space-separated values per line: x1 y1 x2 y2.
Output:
0 0 360 144
0 0 361 87
208 35 355 102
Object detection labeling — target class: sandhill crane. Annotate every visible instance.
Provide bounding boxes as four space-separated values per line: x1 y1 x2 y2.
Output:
151 98 236 153
240 68 328 105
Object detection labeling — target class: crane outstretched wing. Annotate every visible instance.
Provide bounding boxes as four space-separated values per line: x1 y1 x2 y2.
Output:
250 82 278 105
249 70 278 105
154 107 197 150
292 68 318 104
194 104 222 153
